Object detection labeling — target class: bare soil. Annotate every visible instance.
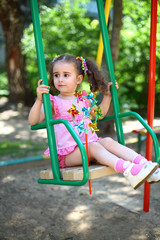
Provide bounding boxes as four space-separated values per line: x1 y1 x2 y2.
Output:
1 98 160 240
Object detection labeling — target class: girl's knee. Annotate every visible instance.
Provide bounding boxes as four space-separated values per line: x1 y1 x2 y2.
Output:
88 141 101 158
88 141 99 151
99 137 114 145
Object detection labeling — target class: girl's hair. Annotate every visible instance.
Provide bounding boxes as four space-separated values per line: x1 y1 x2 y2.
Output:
49 54 108 94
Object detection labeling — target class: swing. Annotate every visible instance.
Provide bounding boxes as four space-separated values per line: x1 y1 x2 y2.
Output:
29 0 160 187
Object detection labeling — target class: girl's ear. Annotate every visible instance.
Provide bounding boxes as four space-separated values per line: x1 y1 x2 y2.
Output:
77 74 83 84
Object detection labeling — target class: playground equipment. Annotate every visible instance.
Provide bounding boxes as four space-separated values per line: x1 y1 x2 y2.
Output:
143 0 158 212
0 155 46 166
132 126 160 154
96 0 111 69
96 0 159 212
29 0 159 211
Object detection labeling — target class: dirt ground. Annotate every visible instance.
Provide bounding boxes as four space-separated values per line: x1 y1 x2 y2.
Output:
1 98 160 240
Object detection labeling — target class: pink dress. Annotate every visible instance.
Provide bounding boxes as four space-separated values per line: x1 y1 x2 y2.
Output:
44 94 99 168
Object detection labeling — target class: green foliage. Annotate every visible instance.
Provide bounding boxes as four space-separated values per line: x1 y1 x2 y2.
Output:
22 0 160 114
0 140 44 158
0 71 8 96
115 0 160 115
22 0 99 93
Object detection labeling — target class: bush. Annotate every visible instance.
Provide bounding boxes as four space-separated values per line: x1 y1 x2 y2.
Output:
22 0 99 94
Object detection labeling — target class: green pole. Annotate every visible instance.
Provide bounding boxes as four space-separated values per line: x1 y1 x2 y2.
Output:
29 0 89 186
30 0 60 180
0 156 44 166
96 0 125 145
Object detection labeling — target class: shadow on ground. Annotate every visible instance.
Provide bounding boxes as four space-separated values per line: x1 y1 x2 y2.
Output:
0 101 160 240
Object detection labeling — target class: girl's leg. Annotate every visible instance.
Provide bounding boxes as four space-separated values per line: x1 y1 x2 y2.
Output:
65 147 84 167
98 137 140 162
98 137 160 184
65 141 119 169
65 141 158 189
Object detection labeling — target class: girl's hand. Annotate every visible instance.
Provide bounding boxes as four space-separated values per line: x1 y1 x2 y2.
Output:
105 81 119 96
37 79 50 102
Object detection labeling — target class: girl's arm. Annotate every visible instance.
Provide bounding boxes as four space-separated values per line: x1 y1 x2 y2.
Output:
99 82 119 118
99 92 112 118
90 82 118 119
28 79 50 125
28 98 45 125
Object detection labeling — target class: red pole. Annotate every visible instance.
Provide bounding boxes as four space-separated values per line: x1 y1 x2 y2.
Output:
85 134 92 195
143 0 157 212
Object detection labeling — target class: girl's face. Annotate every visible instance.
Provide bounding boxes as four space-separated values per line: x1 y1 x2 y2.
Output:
53 62 83 97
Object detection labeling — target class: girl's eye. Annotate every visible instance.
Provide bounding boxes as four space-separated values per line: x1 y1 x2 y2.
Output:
54 74 59 78
64 74 69 77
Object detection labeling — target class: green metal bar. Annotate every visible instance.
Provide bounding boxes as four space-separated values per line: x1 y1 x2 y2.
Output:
0 155 44 166
30 0 89 186
30 0 60 181
37 119 89 185
50 119 89 185
31 119 89 185
31 114 116 130
118 111 160 163
96 0 124 145
98 115 115 122
37 178 88 186
32 118 89 185
31 122 47 130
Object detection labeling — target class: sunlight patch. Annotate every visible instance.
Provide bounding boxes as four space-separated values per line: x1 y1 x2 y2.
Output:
2 175 16 183
66 205 88 221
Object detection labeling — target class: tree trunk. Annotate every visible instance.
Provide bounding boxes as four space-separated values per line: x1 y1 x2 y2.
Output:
110 0 122 68
0 0 34 106
100 0 122 133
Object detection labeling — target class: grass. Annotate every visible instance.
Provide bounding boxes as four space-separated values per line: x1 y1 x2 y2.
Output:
0 140 45 159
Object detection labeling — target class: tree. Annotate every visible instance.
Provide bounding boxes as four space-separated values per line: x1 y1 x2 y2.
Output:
100 0 122 133
0 0 34 105
110 0 122 68
115 0 160 115
22 0 99 93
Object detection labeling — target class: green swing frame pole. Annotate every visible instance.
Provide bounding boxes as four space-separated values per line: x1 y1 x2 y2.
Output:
96 0 125 145
30 0 89 186
96 0 160 163
30 0 60 181
29 0 159 187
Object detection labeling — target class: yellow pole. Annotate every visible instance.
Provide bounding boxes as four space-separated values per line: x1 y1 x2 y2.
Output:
96 0 111 69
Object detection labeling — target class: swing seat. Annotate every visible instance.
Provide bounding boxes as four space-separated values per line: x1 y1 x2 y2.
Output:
30 0 160 187
40 164 116 181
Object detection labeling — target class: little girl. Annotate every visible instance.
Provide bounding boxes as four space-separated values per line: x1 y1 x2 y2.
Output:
28 54 160 189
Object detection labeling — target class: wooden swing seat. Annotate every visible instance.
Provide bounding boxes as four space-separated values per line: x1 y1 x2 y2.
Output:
30 0 160 187
40 164 116 181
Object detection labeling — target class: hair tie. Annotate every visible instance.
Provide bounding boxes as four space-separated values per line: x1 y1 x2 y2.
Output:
52 55 61 63
76 56 88 75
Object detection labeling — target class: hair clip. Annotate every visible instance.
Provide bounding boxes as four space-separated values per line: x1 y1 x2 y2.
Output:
52 55 61 63
76 56 88 75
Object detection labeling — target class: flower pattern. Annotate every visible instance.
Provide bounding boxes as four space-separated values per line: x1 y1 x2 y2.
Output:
74 121 85 135
82 107 91 119
93 106 103 119
74 91 85 102
87 92 98 108
88 121 99 133
67 91 102 134
67 104 80 118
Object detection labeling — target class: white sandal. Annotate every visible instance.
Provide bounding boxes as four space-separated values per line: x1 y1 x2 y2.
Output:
123 162 159 189
147 168 160 184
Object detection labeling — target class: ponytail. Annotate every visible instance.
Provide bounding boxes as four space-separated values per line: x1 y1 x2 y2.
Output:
49 54 108 94
85 58 108 94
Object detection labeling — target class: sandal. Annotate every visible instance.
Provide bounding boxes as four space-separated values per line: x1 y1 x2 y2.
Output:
123 162 158 189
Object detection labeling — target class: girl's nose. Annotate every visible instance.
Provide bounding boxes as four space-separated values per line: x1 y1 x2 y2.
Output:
59 76 63 82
